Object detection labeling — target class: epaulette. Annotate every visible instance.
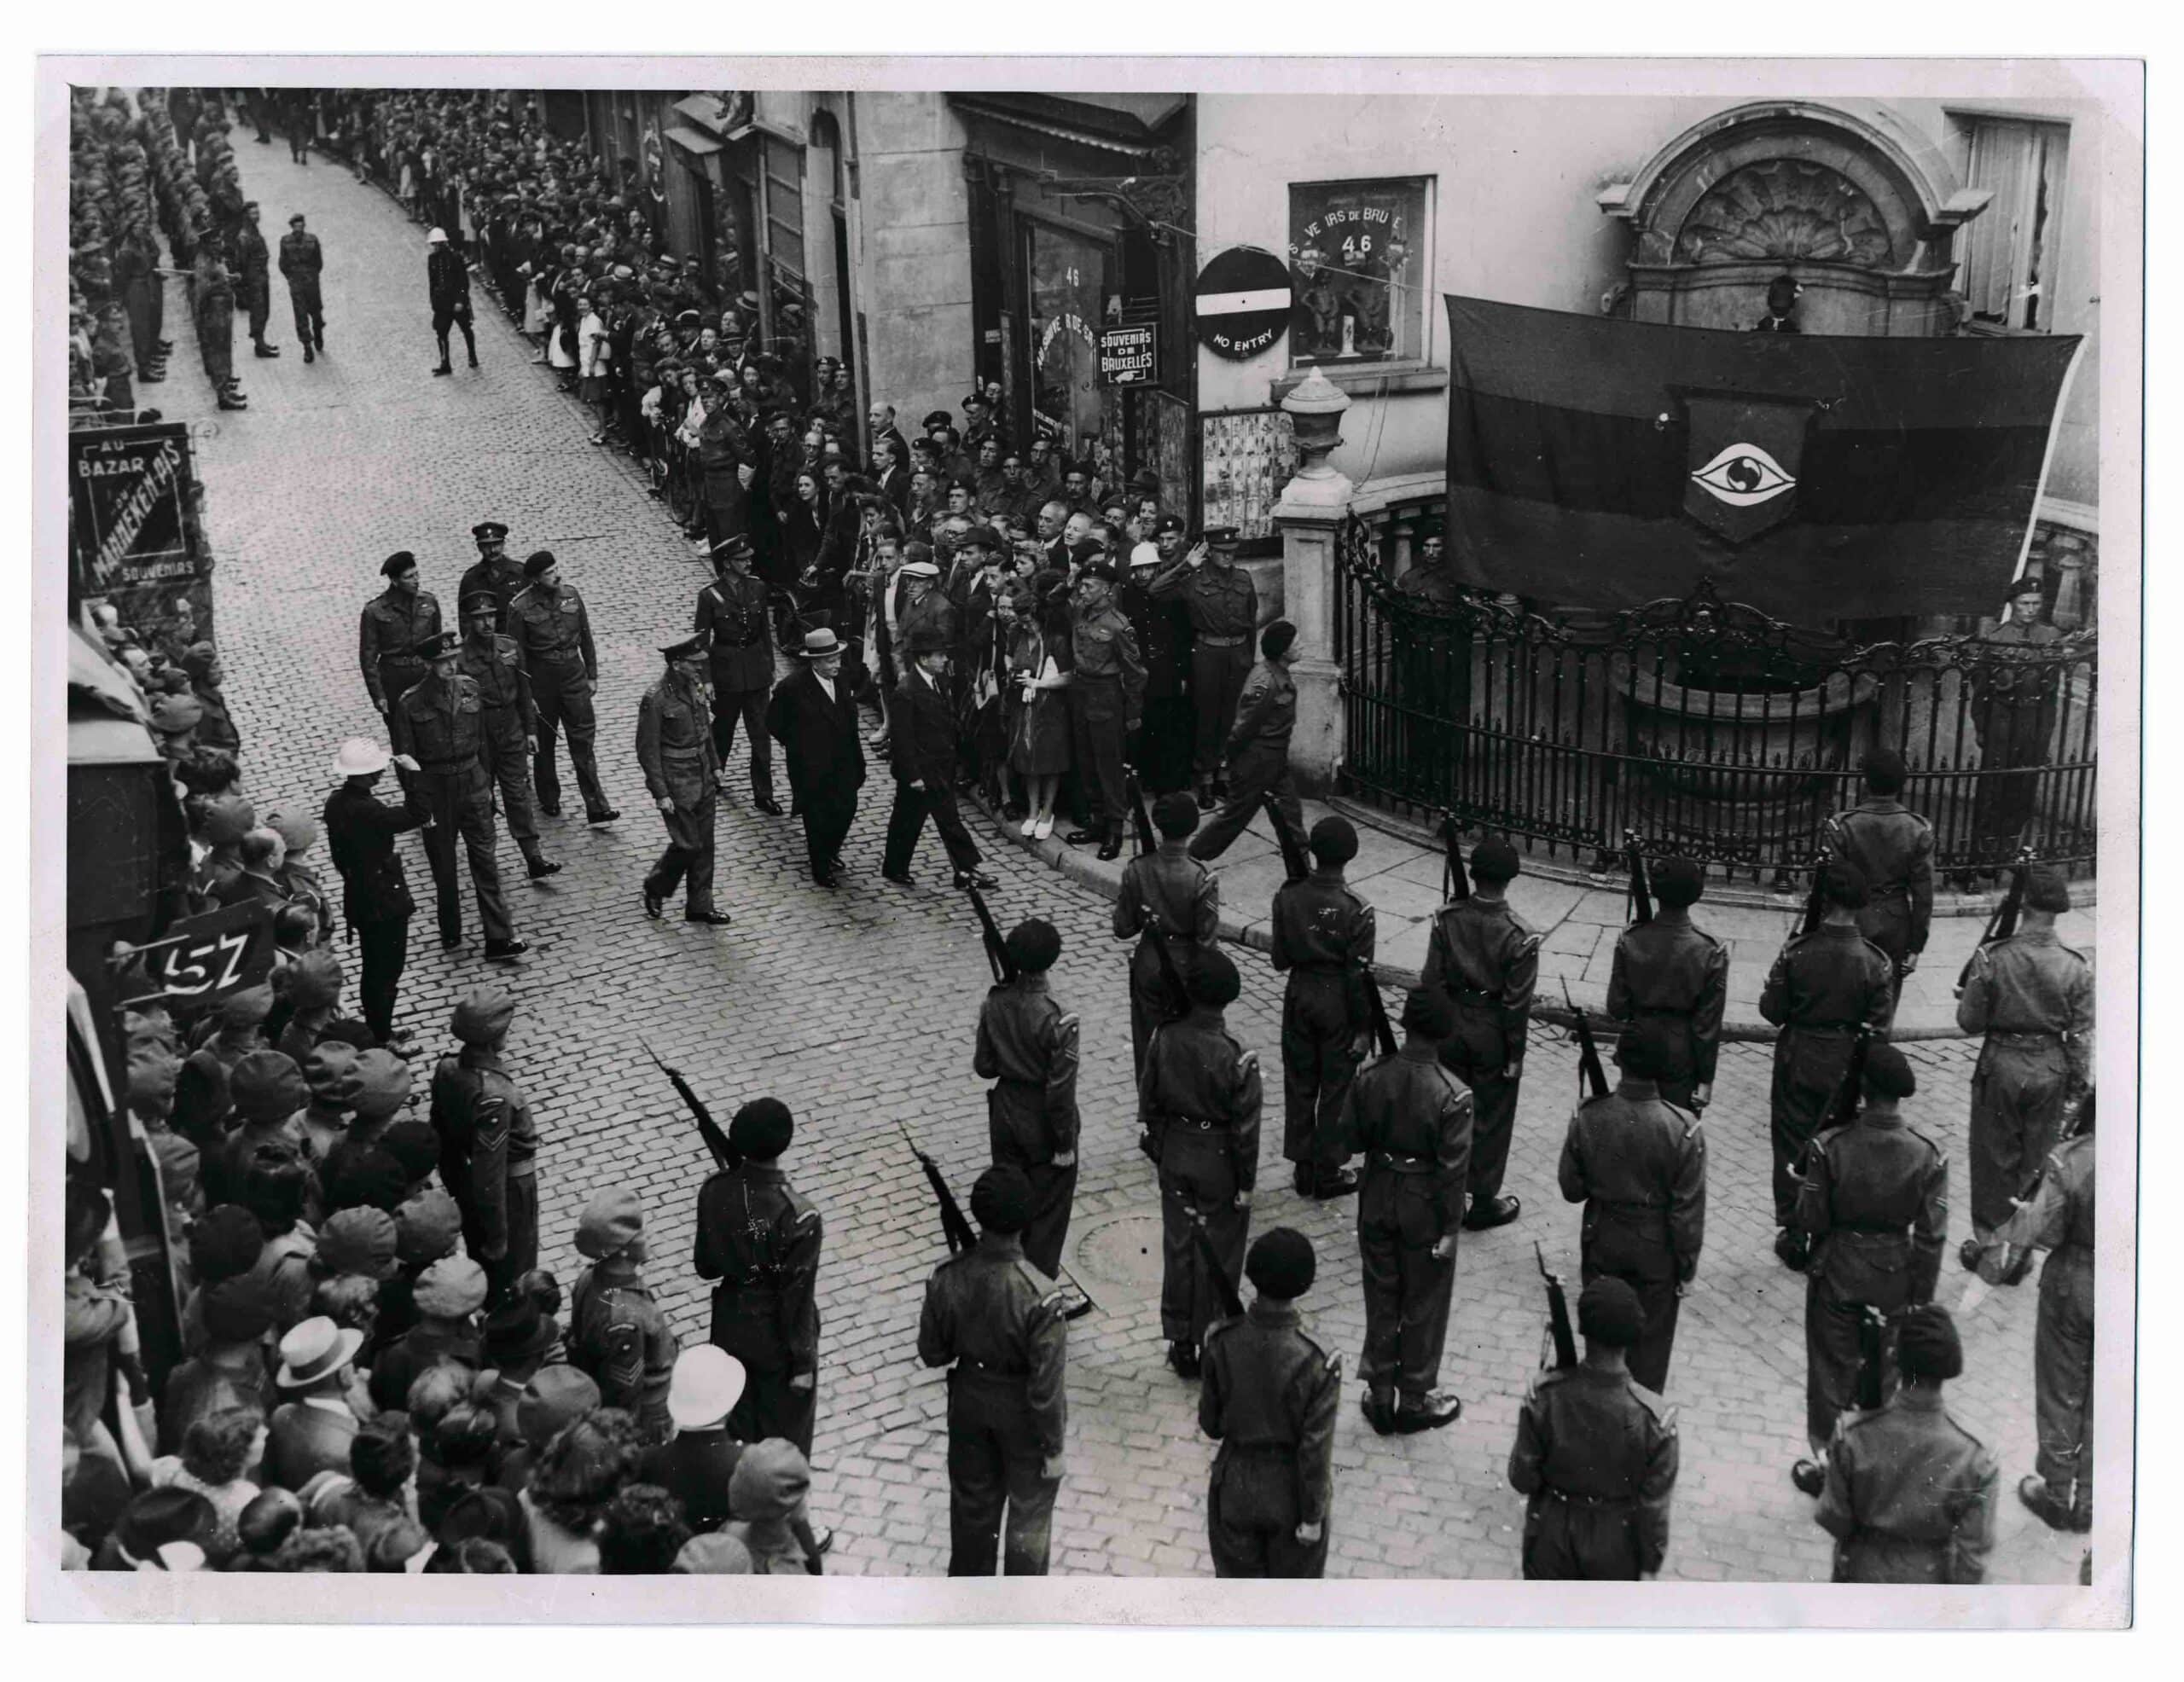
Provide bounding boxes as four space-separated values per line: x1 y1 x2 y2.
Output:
508 583 540 607
783 1187 820 1225
1292 1325 1337 1374
2058 941 2091 965
1660 1097 1701 1134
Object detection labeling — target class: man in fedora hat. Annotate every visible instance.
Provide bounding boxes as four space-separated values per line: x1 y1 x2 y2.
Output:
692 533 781 815
765 624 867 888
637 632 732 925
457 519 522 629
431 984 542 1301
358 551 441 717
263 1316 367 1490
882 629 994 890
322 736 431 1050
427 226 478 375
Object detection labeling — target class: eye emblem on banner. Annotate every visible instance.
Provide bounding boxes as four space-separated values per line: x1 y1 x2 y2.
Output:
1689 443 1797 508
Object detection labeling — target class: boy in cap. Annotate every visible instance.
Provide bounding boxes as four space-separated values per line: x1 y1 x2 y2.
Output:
322 736 431 1052
507 550 617 825
1198 1228 1341 1577
1606 856 1727 1111
1422 838 1540 1232
1824 750 1935 1022
1187 620 1305 863
272 948 346 1066
1271 814 1376 1200
974 919 1083 1285
1147 527 1258 803
458 591 559 881
1112 790 1220 1078
430 984 541 1301
569 1186 678 1443
724 1440 822 1575
637 632 733 925
1507 1276 1681 1580
294 1041 361 1171
358 552 442 717
916 1164 1071 1575
171 979 271 1148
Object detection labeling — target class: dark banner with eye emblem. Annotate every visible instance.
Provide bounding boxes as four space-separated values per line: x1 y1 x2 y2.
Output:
1440 296 2082 624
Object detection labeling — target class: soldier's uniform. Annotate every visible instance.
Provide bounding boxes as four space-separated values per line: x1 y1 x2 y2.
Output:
1827 791 1935 1023
1606 907 1728 1111
456 619 549 871
428 1043 540 1302
1148 542 1258 792
1111 840 1218 1076
1271 867 1375 1191
571 1261 677 1445
508 576 613 821
456 554 526 631
1139 1003 1263 1355
358 584 441 715
387 658 516 950
693 560 777 807
1995 1127 2094 1530
235 216 274 351
1067 594 1147 848
1508 1362 1680 1580
1199 1295 1341 1578
1188 652 1304 862
277 222 325 351
1119 563 1195 794
193 248 238 397
974 975 1082 1279
1757 925 1895 1227
1421 881 1540 1215
636 659 723 920
694 1159 822 1456
1816 1383 1997 1582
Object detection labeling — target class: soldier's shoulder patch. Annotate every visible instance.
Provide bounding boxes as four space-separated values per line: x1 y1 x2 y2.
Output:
1858 935 1894 967
783 1189 821 1225
1234 1043 1260 1074
1627 1377 1673 1423
2057 941 2092 966
1053 1009 1082 1036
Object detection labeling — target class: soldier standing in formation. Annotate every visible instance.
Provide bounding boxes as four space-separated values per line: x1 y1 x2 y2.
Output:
1954 864 2092 1274
1555 1020 1706 1396
636 632 732 926
508 550 618 826
1147 527 1258 805
569 1187 677 1444
1270 815 1374 1200
694 1099 822 1457
321 736 428 1052
1815 1304 1997 1582
1606 856 1727 1112
457 593 559 882
1188 621 1305 863
1112 791 1218 1078
1061 561 1147 861
1827 749 1936 1025
1787 1041 1946 1497
973 918 1082 1284
1139 948 1262 1380
1507 1276 1681 1580
427 984 541 1303
456 519 524 628
1421 838 1536 1232
358 551 440 720
1198 1228 1341 1579
277 212 325 363
1758 861 1894 1267
193 240 246 410
916 1165 1070 1577
235 201 278 359
692 534 782 815
1121 536 1195 795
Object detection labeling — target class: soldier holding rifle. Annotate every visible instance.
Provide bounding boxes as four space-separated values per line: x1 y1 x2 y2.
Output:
1270 815 1377 1201
1112 791 1219 1077
1606 855 1727 1113
1825 749 1936 1026
973 918 1084 1292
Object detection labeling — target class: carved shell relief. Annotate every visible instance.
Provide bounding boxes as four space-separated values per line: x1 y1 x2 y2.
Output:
1672 160 1895 269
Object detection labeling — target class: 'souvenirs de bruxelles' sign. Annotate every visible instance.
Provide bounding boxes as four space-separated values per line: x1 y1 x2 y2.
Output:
70 422 195 597
1097 323 1159 387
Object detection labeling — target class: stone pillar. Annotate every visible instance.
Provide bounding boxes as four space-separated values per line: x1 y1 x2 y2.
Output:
1275 368 1354 797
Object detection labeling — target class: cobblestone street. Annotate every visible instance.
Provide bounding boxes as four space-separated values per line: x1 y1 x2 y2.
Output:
160 143 2082 1585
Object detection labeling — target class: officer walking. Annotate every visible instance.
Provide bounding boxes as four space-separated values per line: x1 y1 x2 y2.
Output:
1338 989 1471 1436
1198 1228 1341 1579
569 1187 679 1445
636 634 732 926
386 632 526 960
1188 622 1306 863
358 551 441 719
277 212 325 362
1112 791 1219 1078
235 201 278 359
694 1099 822 1456
1954 864 2092 1273
427 985 542 1304
1061 562 1146 861
1606 856 1727 1112
508 551 618 826
321 737 429 1052
1121 536 1194 794
692 534 782 815
456 520 523 629
1272 815 1375 1200
916 1165 1070 1577
1148 528 1258 803
1421 838 1538 1232
1826 749 1936 1024
1555 1021 1706 1396
457 594 559 882
974 919 1083 1285
1139 949 1262 1380
1507 1277 1681 1580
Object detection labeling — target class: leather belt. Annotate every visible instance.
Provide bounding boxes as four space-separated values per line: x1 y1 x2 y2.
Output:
1986 1028 2064 1045
1539 1488 1635 1509
1168 1117 1223 1132
1198 632 1247 647
1370 1151 1434 1174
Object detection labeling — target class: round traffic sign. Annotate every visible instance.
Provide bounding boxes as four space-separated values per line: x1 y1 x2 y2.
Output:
1195 246 1292 361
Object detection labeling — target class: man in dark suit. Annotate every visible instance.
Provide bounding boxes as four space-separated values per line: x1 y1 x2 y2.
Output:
262 1316 365 1490
881 632 996 890
767 627 866 888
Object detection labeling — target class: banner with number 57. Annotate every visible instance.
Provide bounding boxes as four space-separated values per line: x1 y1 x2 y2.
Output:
117 902 276 1009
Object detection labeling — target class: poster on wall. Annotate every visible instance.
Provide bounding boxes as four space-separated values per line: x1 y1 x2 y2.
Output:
1130 387 1194 519
1199 408 1299 548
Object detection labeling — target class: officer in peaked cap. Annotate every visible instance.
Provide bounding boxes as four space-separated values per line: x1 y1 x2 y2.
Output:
458 519 525 629
1148 522 1258 804
638 632 731 926
458 591 558 882
692 531 781 816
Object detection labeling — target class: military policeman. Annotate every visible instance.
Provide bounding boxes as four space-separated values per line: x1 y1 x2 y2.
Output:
427 985 542 1304
277 212 324 362
1955 864 2092 1273
694 1099 822 1457
569 1187 678 1445
1507 1276 1681 1580
456 520 524 629
691 534 782 815
1556 1020 1707 1395
1758 861 1895 1266
235 201 278 358
1198 1228 1341 1579
1826 749 1936 1024
358 552 441 718
321 737 429 1052
636 633 732 926
915 1164 1070 1577
1421 838 1538 1232
1787 1041 1946 1495
1061 561 1146 861
1188 621 1306 863
458 594 559 883
1815 1304 1997 1582
974 919 1083 1284
1139 948 1263 1379
1271 815 1376 1200
1606 856 1728 1111
508 551 618 825
1148 527 1259 803
1120 536 1195 794
1112 791 1219 1078
386 631 526 960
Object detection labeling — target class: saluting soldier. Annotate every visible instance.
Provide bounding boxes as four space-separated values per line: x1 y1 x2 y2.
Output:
1271 815 1375 1201
1954 864 2092 1274
1112 791 1219 1077
636 633 731 927
1507 1277 1681 1580
1147 527 1259 803
974 919 1082 1285
1061 561 1147 861
458 594 559 883
1555 1020 1706 1396
1787 1042 1946 1496
456 520 524 629
1120 535 1195 794
506 550 617 825
1815 1304 1997 1582
916 1165 1070 1577
386 631 526 960
322 737 429 1053
1758 861 1895 1267
694 1099 822 1457
1826 749 1936 1025
1606 856 1728 1112
1188 621 1306 863
1198 1228 1341 1579
276 212 325 362
692 534 782 815
1421 838 1538 1232
1337 989 1472 1436
569 1187 678 1445
1139 948 1262 1380
427 985 542 1303
358 551 441 719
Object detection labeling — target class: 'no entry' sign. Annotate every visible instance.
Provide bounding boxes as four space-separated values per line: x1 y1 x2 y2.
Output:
1195 246 1292 361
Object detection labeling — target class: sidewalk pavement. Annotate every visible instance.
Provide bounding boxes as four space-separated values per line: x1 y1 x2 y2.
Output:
965 791 2096 1041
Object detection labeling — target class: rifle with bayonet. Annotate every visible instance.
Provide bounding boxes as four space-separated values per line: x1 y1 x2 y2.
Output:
1440 813 1470 904
1624 828 1654 925
961 880 1018 984
1562 980 1609 1101
1125 769 1191 1020
1535 1241 1578 1371
1798 847 1832 937
1955 845 2034 994
1192 1211 1246 1321
897 1122 1100 1320
639 1038 737 1170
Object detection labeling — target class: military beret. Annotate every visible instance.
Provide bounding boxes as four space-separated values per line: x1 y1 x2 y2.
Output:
522 549 558 578
2024 864 2071 914
378 1120 444 1186
1152 791 1199 837
1261 620 1298 660
217 982 275 1029
1308 815 1358 866
574 1186 645 1259
414 1255 489 1319
201 795 258 847
349 1048 412 1119
1862 747 1908 788
322 1147 410 1216
1577 1276 1645 1348
1187 947 1241 1009
1470 839 1521 884
289 213 305 226
380 552 418 579
461 593 499 617
189 1204 267 1284
1245 1227 1316 1300
450 984 516 1046
285 948 345 1012
729 1439 811 1522
1861 1040 1917 1100
1078 560 1121 586
921 409 952 430
1613 1018 1677 1082
472 520 508 542
1819 859 1869 910
1401 988 1455 1040
661 631 709 661
148 693 205 734
729 1098 793 1163
516 1366 601 1449
969 1164 1033 1234
316 1206 401 1281
1070 536 1108 565
229 1050 308 1124
1895 1303 1963 1380
200 1274 279 1343
1652 856 1704 908
1003 918 1062 974
394 1187 465 1267
1155 513 1188 536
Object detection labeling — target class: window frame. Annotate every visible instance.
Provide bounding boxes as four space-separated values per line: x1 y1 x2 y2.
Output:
1285 174 1436 373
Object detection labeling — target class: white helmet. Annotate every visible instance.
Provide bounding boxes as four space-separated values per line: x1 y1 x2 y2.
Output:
329 738 391 779
427 227 449 245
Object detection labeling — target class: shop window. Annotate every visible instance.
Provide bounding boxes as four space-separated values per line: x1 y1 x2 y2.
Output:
1025 221 1112 463
1959 118 2068 333
1287 177 1430 367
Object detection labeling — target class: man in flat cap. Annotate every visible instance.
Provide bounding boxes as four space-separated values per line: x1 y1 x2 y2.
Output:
459 593 558 882
1507 1276 1681 1580
508 551 617 825
1556 1020 1707 1395
766 626 866 889
277 211 324 363
387 631 526 960
1198 1227 1341 1578
1815 1303 1996 1582
692 533 782 815
916 1164 1072 1576
694 1099 823 1455
1787 1041 1946 1496
1954 862 2091 1275
1148 527 1258 805
1422 838 1539 1232
236 201 278 360
429 984 541 1302
1760 861 1895 1267
1188 620 1306 864
1057 560 1145 861
1606 856 1727 1113
358 552 441 717
570 1187 677 1444
1824 749 1935 1024
1112 791 1220 1079
637 633 732 926
883 629 994 890
1271 815 1377 1201
456 521 523 629
975 919 1083 1285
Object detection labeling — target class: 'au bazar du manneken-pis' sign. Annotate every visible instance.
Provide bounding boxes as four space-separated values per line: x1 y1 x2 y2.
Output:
70 421 201 603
